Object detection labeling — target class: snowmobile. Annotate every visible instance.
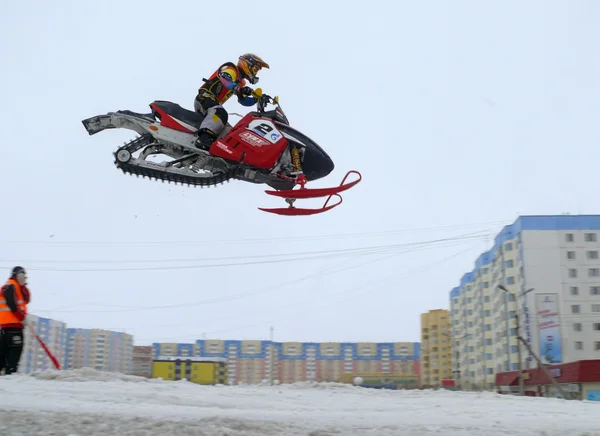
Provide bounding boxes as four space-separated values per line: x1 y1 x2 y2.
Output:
81 89 361 215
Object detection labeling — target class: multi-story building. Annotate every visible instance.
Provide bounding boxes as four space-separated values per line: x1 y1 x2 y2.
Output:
152 342 200 358
19 315 68 373
420 309 452 387
65 328 134 374
152 340 420 384
132 345 154 378
450 215 600 391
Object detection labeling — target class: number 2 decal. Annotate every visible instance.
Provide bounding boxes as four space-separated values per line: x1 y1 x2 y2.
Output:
248 120 283 144
253 123 273 135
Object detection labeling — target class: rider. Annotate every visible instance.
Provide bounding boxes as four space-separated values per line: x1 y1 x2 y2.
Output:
194 53 270 150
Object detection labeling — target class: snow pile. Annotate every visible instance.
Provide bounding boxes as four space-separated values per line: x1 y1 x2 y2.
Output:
27 367 155 383
1 370 600 435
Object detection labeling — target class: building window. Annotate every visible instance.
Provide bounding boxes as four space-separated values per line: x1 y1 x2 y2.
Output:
507 276 515 285
568 269 578 278
505 260 514 268
572 305 581 314
591 287 600 296
571 286 579 296
567 251 576 260
566 233 574 242
592 304 600 313
587 251 599 260
589 268 600 277
575 342 583 350
594 323 600 331
574 323 582 332
505 243 513 251
585 233 598 242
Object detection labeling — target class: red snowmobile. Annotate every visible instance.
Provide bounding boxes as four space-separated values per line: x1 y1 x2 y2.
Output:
81 89 361 215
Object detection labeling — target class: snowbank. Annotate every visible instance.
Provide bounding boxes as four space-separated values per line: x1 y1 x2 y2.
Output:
26 367 155 383
1 369 599 435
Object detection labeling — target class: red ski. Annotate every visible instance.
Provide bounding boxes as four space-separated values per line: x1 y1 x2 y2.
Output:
258 170 362 216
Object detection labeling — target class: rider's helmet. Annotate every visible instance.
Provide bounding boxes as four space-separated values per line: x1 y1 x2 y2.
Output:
238 53 270 85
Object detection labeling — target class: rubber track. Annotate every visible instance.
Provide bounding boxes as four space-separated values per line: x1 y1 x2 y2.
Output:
113 135 244 187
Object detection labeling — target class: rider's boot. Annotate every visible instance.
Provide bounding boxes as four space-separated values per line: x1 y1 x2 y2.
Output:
195 128 217 151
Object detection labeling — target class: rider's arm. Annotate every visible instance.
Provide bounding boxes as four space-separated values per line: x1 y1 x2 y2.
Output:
217 66 241 92
217 66 257 107
237 94 257 106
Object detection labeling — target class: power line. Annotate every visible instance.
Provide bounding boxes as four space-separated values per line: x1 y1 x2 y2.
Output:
143 243 479 342
0 231 491 265
0 220 511 247
2 231 492 272
188 245 478 339
38 238 477 314
203 244 478 337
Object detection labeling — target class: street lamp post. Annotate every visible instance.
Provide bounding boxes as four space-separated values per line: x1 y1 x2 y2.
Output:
497 284 568 399
498 284 526 395
443 332 470 390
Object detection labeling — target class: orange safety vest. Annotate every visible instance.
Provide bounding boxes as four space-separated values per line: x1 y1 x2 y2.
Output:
0 279 28 325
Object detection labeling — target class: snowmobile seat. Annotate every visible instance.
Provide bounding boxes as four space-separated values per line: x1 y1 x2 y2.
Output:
150 100 205 128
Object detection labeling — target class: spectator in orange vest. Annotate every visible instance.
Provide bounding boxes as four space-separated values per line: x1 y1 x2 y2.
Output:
0 266 31 375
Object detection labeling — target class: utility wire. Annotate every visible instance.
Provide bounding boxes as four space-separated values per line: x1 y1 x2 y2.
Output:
143 243 479 342
1 231 493 272
0 219 511 247
39 239 473 314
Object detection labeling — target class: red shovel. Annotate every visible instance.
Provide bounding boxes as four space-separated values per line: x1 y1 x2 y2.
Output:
27 324 61 370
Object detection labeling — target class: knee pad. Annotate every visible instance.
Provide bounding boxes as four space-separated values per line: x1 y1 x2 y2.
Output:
214 107 228 125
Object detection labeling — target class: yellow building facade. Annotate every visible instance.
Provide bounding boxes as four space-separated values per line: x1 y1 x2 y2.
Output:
420 309 452 387
151 356 227 385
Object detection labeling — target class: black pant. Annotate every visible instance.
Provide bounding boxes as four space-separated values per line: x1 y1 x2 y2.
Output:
0 328 24 375
193 92 229 133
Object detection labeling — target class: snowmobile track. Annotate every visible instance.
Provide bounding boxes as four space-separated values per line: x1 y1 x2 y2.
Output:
113 134 244 188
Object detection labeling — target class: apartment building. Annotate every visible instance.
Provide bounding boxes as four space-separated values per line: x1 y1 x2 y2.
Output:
65 328 134 374
19 315 68 372
420 309 452 387
153 340 421 384
132 345 154 378
450 215 600 391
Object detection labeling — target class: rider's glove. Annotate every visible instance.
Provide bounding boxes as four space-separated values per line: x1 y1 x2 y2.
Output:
238 86 254 96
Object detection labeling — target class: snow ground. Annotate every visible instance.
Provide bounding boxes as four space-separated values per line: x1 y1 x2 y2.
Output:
0 369 599 436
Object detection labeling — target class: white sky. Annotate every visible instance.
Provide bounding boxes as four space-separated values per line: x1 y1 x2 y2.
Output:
1 0 599 345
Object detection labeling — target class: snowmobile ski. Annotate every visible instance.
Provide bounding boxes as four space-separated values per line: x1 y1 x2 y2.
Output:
259 170 361 216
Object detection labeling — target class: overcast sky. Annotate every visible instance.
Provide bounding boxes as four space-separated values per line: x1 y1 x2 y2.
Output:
1 0 598 346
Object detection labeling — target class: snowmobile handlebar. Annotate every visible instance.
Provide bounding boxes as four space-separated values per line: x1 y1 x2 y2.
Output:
252 88 279 113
